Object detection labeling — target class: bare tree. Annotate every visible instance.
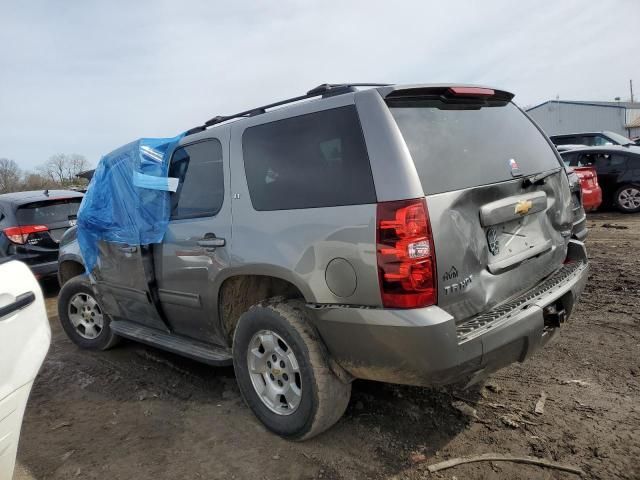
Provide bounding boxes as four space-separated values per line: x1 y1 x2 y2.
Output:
0 158 22 193
22 172 57 191
40 153 90 185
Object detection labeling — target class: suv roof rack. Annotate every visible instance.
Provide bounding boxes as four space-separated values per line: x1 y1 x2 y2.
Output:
185 83 390 136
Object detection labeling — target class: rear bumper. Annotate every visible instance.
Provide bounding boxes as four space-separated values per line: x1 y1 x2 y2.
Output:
310 240 589 387
582 187 602 212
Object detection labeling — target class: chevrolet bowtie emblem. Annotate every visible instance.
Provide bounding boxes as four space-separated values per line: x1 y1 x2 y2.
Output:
515 199 533 215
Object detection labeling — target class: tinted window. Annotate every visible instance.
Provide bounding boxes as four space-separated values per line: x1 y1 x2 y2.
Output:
16 198 81 225
560 152 577 166
553 135 581 146
242 106 376 211
389 102 561 194
169 140 224 219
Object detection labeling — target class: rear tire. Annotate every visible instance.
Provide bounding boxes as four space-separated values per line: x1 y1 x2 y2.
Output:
614 184 640 213
233 299 351 440
58 275 120 350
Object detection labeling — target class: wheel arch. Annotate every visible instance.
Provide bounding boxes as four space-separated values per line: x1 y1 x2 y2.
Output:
217 270 309 346
58 257 86 286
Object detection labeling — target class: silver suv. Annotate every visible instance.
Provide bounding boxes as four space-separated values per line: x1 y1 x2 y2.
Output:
57 83 589 440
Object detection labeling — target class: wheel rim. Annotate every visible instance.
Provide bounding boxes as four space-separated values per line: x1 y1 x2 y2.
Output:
68 292 104 339
618 187 640 210
246 330 302 416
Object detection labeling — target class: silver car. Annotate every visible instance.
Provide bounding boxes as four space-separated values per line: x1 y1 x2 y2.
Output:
57 83 589 440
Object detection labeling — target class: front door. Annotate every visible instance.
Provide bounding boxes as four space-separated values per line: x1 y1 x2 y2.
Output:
154 132 231 345
92 241 168 331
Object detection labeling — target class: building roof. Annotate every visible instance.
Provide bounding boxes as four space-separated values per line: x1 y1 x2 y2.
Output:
527 99 640 111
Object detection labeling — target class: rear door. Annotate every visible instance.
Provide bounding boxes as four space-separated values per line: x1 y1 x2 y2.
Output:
386 88 573 321
154 133 231 345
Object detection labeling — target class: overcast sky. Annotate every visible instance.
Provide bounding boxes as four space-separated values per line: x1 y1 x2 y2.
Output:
1 0 638 170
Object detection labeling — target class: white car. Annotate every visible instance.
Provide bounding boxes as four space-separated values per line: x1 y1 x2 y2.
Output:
0 260 50 479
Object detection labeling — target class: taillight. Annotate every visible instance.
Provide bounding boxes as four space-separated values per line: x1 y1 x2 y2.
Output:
3 225 48 244
376 198 437 308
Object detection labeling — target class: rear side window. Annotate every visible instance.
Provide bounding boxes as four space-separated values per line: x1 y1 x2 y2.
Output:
389 102 561 194
16 198 81 225
242 106 376 211
169 139 224 219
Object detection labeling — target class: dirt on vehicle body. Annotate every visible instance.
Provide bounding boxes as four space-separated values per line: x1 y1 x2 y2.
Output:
14 212 640 480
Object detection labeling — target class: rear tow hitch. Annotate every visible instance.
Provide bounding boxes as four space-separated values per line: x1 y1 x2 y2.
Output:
543 303 567 329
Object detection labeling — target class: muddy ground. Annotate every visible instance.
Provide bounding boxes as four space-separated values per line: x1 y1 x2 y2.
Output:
14 212 640 480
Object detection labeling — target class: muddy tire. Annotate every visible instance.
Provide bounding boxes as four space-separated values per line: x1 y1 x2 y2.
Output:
614 184 640 213
232 299 351 440
58 275 120 350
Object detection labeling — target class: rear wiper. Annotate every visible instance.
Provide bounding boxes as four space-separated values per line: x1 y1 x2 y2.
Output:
522 169 560 187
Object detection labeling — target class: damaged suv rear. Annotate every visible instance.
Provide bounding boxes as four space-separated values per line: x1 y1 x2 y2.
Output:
57 83 588 440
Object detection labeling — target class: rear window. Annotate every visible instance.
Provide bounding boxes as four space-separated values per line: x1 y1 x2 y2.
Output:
389 102 561 194
242 105 376 211
552 135 581 146
16 198 81 225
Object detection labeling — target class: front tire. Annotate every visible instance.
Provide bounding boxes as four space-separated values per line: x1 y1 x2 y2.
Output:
58 275 120 350
614 184 640 213
233 299 351 440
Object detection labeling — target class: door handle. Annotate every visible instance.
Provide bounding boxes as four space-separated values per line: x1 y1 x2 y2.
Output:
197 236 225 248
118 245 137 253
0 291 35 319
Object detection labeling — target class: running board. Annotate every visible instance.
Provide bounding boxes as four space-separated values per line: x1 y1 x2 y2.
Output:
110 320 232 366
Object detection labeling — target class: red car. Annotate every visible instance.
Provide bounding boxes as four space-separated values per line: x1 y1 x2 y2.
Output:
572 166 602 212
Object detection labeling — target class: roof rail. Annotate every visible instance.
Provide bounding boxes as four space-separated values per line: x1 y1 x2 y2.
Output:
185 83 390 135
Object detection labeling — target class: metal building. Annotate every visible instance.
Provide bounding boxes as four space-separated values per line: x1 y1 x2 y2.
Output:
526 100 640 139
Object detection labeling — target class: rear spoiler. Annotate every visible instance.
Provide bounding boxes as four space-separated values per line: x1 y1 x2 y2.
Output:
382 85 514 108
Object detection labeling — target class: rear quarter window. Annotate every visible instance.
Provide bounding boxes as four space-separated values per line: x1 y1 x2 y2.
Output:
389 102 561 194
242 105 376 211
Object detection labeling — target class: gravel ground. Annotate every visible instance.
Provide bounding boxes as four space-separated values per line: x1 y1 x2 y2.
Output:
14 212 640 480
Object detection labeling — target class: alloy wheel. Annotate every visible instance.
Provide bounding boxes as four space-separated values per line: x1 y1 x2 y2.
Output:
618 187 640 211
68 292 104 339
247 329 302 415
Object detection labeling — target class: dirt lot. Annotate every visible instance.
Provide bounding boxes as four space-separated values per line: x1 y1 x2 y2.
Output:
14 212 640 480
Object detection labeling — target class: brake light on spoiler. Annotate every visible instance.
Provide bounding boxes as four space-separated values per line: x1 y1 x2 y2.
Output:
448 86 495 96
377 198 437 308
3 225 48 244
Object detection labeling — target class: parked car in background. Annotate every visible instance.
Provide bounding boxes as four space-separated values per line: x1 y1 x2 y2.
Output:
556 144 588 153
550 131 634 147
0 259 50 479
56 83 588 440
565 167 588 240
561 146 640 213
567 165 602 212
0 190 83 279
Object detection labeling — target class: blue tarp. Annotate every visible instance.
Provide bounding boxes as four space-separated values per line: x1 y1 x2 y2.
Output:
77 135 183 272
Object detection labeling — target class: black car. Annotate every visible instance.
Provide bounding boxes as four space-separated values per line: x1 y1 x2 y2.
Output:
560 146 640 213
0 190 83 278
550 131 634 148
